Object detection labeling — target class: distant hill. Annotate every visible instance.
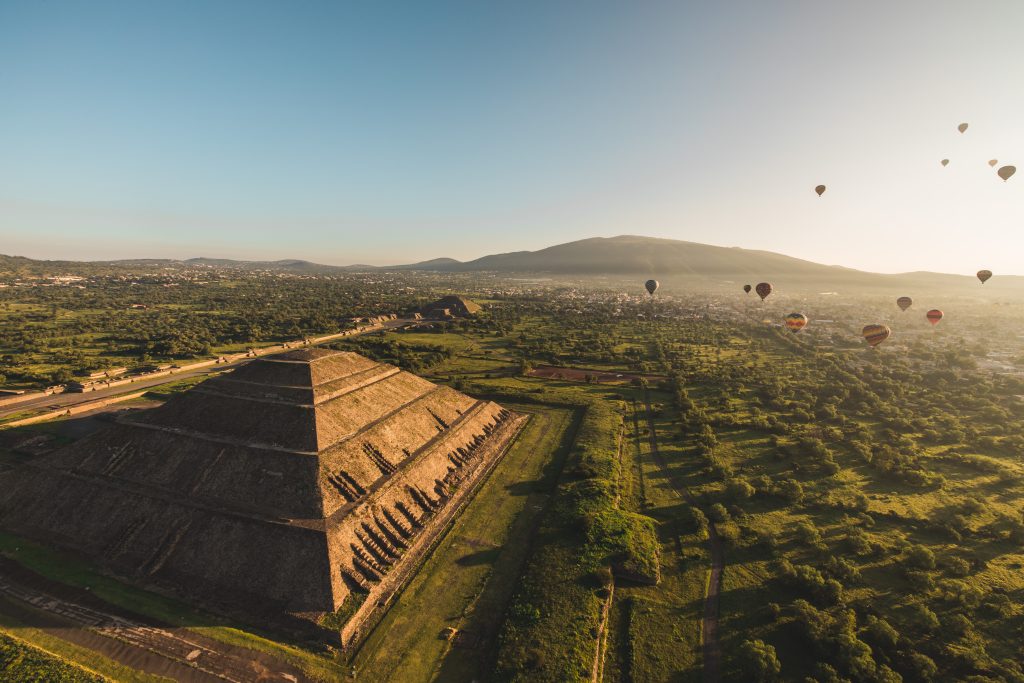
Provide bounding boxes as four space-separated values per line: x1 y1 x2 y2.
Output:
4 235 1022 292
393 235 1024 292
399 236 843 277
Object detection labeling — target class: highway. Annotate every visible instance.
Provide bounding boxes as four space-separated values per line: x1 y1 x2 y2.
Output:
0 318 416 422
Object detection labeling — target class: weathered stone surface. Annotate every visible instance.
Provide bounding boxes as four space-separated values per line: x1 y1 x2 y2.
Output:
0 348 519 631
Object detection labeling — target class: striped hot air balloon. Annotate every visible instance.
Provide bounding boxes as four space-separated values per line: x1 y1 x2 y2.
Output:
897 296 913 312
755 282 773 301
926 309 944 326
785 313 808 333
862 324 891 348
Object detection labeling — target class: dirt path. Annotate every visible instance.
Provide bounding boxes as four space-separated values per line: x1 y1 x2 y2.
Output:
0 558 312 683
639 393 723 683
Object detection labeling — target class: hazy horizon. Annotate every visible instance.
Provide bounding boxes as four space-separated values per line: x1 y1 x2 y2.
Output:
2 1 1022 273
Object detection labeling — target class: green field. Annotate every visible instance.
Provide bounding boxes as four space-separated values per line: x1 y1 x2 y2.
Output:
4 279 1024 682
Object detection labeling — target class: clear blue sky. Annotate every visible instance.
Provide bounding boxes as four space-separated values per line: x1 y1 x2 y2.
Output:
2 1 1022 273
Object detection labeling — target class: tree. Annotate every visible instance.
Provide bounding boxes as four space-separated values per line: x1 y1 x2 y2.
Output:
739 639 781 681
906 545 936 570
906 652 937 681
777 479 804 504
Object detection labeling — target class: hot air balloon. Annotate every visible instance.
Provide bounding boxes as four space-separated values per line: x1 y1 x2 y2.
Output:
988 159 998 167
958 123 968 133
815 185 826 197
644 279 659 296
941 159 949 167
862 324 891 348
926 309 944 326
896 296 913 312
997 165 1016 182
977 270 992 284
743 284 752 294
785 313 808 333
755 282 773 301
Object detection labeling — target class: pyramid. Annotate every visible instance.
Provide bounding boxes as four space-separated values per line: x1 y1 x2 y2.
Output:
0 348 521 642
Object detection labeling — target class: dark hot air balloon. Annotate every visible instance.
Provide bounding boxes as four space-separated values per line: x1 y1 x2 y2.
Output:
644 279 659 296
743 284 752 294
958 122 968 133
977 270 992 284
755 282 773 301
896 296 913 312
988 159 998 167
785 313 808 333
997 165 1016 182
941 159 949 167
815 185 826 197
926 309 943 326
862 324 891 348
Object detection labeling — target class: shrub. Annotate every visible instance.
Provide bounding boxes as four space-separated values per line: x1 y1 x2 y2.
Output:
739 639 781 681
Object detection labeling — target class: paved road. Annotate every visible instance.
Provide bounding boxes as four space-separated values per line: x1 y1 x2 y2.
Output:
0 319 415 421
639 392 723 683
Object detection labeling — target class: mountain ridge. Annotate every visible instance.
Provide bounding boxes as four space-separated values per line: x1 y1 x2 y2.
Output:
2 236 1020 289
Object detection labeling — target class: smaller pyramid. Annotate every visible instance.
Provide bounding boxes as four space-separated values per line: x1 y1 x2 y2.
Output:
420 295 482 318
0 349 521 639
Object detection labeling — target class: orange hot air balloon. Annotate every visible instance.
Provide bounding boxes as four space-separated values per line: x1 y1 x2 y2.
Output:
815 184 826 197
785 313 808 333
958 122 968 133
941 159 949 167
755 282 773 301
743 284 752 294
988 159 998 167
926 309 944 326
644 279 659 296
896 296 913 312
977 269 993 284
997 165 1016 181
862 324 891 348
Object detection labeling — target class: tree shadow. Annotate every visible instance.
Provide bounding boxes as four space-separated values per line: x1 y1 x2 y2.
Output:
455 548 502 567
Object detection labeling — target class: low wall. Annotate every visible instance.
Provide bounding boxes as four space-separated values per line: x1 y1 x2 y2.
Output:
1 391 149 429
0 387 66 409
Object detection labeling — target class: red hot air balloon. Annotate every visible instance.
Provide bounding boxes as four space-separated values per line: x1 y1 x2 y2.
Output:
755 282 773 301
815 185 826 197
862 324 891 348
977 270 993 284
743 284 752 294
926 309 944 326
785 313 808 333
897 296 913 312
645 279 659 296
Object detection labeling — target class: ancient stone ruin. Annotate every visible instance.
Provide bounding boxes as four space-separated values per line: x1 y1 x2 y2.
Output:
420 295 482 318
0 348 523 644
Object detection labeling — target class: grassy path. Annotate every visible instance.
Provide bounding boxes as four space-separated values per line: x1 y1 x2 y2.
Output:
641 391 723 683
350 403 579 682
